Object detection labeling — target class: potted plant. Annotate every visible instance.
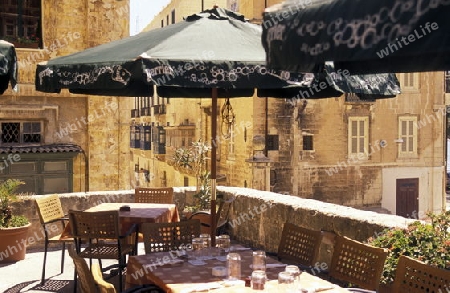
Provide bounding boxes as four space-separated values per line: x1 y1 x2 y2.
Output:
0 179 30 263
367 211 450 292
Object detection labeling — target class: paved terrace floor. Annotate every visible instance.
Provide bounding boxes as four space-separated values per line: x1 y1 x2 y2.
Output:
0 243 146 293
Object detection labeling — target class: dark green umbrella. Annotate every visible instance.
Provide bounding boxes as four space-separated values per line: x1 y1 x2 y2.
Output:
262 0 450 74
0 40 18 95
35 7 400 242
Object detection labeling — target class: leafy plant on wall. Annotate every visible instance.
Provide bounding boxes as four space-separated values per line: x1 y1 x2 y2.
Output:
368 211 450 284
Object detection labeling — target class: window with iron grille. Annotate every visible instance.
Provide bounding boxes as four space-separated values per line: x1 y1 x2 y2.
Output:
1 121 42 144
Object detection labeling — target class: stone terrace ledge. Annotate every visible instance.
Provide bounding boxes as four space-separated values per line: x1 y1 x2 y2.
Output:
14 187 416 261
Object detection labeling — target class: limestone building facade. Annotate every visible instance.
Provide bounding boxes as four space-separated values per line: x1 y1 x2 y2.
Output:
130 0 448 218
0 0 132 193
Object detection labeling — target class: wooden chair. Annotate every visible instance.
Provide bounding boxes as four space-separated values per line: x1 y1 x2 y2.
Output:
188 197 234 235
68 210 138 292
141 219 201 253
392 255 450 293
135 187 174 204
35 194 73 284
68 244 99 293
277 223 323 270
69 245 164 293
329 235 388 292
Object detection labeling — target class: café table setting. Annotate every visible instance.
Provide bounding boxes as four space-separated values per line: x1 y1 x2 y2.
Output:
125 234 351 293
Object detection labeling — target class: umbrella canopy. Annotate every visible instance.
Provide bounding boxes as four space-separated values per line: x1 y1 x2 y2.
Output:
0 40 18 95
262 0 450 74
35 7 400 242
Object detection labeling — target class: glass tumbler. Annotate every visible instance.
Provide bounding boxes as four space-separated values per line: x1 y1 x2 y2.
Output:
217 234 230 255
278 271 295 293
252 250 266 271
199 233 211 259
251 270 267 290
191 237 205 260
226 252 241 280
285 265 302 291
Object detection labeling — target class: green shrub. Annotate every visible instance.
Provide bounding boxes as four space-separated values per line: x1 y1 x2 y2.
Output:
368 211 450 284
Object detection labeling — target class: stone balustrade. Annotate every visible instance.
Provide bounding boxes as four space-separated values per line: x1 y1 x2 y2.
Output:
14 186 415 262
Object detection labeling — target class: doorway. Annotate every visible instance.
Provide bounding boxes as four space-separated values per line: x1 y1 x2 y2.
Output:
396 178 419 218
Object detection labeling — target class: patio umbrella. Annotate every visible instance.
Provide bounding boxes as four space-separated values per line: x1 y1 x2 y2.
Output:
35 7 400 243
0 40 18 95
261 0 450 74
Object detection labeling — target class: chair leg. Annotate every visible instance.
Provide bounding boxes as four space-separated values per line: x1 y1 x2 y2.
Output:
73 269 78 293
61 242 66 274
41 240 49 284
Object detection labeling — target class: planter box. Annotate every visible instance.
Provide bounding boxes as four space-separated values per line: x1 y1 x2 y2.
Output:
10 41 39 49
0 223 31 262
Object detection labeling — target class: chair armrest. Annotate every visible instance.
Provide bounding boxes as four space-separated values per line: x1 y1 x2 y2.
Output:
188 211 211 217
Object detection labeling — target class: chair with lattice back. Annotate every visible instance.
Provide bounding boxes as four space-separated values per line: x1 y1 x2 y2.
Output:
392 255 450 293
277 222 323 270
35 194 73 285
135 187 174 204
141 219 201 254
328 235 388 292
69 209 138 292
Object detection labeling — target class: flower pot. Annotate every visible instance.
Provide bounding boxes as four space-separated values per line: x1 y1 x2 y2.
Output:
0 223 31 263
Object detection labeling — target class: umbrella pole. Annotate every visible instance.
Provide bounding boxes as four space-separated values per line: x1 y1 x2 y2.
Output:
210 88 217 247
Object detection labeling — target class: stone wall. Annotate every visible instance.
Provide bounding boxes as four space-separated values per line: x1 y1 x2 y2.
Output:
12 187 415 258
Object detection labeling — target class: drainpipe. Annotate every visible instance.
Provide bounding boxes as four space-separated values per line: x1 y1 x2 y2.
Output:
264 98 268 157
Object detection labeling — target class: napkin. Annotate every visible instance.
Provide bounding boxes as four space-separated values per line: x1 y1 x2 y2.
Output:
188 259 207 266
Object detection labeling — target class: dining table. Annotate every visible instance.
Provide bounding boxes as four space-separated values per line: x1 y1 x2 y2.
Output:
125 245 351 293
61 202 180 238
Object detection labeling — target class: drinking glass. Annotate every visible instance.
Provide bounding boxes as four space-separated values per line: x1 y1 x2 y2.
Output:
191 237 205 260
285 265 302 291
252 250 266 271
251 270 267 290
199 233 211 259
278 271 295 293
226 252 241 280
217 234 230 255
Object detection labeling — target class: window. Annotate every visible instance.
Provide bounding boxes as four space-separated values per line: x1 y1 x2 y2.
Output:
398 116 418 157
0 0 42 47
228 124 235 158
1 121 42 144
303 135 313 150
267 135 279 151
445 71 450 93
400 73 419 90
348 116 369 157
